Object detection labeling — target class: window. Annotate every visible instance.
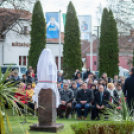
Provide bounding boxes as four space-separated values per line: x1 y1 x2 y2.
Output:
23 56 26 66
55 57 63 70
19 56 27 66
24 26 28 34
94 61 96 65
19 56 21 65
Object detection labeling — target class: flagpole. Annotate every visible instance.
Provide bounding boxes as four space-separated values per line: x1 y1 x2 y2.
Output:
58 10 61 71
90 33 93 71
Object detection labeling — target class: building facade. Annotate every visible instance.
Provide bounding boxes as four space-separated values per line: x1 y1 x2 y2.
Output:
0 8 64 69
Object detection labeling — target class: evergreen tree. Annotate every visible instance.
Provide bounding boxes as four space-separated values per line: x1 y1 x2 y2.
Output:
63 1 82 79
99 8 119 78
28 0 46 71
99 8 109 77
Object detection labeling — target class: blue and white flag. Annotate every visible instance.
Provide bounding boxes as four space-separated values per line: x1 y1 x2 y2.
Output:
78 15 91 40
46 12 59 39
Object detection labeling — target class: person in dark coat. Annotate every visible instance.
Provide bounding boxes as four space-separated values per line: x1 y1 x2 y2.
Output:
26 66 32 76
123 68 134 109
26 71 33 84
92 85 110 120
9 71 20 86
21 74 27 83
57 83 73 119
83 68 92 80
90 84 98 96
70 81 80 114
74 71 82 80
75 83 94 120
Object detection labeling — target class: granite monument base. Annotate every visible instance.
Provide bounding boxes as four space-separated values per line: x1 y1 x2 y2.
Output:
30 88 64 133
30 123 64 133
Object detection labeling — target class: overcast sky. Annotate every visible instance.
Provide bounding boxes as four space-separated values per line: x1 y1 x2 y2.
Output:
40 0 107 32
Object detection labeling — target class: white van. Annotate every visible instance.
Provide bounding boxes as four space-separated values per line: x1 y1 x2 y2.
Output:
0 65 27 78
119 66 129 77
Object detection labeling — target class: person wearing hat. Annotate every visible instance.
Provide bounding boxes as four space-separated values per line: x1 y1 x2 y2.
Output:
123 68 134 109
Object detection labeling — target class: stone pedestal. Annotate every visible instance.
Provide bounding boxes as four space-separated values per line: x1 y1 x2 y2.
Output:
30 89 64 133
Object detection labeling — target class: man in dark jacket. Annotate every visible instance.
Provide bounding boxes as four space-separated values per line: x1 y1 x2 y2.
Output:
83 68 92 80
26 66 32 76
70 81 80 113
92 85 110 120
75 83 93 120
26 71 33 83
123 68 134 109
57 83 73 119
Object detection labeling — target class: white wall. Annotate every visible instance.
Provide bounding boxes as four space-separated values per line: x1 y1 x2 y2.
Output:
46 44 63 60
3 20 31 66
1 19 63 67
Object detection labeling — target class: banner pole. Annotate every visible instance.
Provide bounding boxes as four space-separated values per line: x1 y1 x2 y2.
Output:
58 10 61 71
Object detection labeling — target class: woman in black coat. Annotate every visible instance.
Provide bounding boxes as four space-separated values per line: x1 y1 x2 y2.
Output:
83 68 91 80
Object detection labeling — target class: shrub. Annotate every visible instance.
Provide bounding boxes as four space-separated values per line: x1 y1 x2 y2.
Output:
71 121 134 134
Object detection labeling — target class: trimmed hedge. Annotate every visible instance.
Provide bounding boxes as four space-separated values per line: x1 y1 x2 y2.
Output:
71 121 134 134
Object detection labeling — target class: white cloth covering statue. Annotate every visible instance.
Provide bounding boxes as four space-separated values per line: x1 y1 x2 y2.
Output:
32 49 60 108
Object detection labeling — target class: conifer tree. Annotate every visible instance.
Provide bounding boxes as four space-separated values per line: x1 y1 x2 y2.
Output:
63 1 82 79
28 0 46 71
99 8 109 77
108 10 119 77
99 8 119 78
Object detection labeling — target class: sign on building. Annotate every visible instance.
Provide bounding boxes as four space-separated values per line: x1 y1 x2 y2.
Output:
46 12 59 39
78 15 91 40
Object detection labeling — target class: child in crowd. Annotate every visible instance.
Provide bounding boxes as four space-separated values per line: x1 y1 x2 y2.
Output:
26 83 34 114
32 82 36 90
116 83 123 98
14 83 27 111
26 83 34 102
15 83 27 102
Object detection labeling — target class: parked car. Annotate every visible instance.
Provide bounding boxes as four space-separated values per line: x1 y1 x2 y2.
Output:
119 66 129 78
0 65 27 79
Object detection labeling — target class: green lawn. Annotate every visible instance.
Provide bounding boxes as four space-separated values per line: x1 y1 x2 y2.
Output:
7 110 90 134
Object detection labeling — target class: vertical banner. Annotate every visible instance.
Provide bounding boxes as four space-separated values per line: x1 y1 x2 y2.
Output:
46 12 59 38
62 13 66 27
78 15 91 40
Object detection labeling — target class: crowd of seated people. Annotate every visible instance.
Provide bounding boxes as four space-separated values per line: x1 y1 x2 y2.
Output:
5 67 126 120
56 70 125 120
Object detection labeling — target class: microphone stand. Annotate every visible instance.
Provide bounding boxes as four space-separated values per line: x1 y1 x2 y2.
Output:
21 88 31 124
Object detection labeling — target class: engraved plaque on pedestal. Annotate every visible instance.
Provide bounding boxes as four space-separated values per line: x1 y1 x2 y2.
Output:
30 89 64 133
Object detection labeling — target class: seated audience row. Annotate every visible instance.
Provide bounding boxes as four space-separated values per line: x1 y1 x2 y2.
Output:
57 80 121 120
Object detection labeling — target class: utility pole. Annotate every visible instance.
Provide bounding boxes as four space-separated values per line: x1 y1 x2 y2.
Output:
94 26 100 71
58 10 61 71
